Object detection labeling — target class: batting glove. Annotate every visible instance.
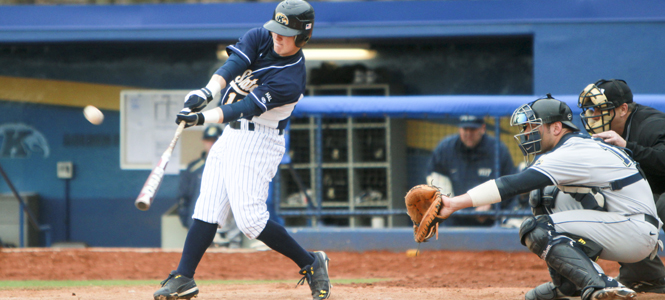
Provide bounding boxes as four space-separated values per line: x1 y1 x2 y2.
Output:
176 109 205 128
183 88 213 112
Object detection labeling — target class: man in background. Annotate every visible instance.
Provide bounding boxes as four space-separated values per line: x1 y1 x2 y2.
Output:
425 115 517 226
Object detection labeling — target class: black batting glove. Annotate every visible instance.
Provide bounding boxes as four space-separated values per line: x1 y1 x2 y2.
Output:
183 87 213 112
175 109 205 128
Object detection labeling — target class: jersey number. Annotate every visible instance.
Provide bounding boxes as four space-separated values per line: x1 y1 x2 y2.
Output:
224 92 238 105
599 143 633 167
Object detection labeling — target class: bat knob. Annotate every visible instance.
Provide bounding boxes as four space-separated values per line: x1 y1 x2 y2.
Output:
136 202 149 211
135 193 152 211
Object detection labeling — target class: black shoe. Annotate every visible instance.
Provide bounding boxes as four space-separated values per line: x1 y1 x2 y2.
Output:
297 251 332 299
153 271 199 300
622 277 665 294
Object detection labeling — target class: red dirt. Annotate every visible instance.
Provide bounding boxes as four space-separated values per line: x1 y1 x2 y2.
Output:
0 248 661 300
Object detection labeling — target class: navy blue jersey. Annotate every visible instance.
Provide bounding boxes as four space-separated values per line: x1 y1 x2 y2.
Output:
426 134 516 199
216 27 306 130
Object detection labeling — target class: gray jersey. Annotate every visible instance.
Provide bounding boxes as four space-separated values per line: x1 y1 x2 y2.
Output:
530 136 658 220
529 135 661 262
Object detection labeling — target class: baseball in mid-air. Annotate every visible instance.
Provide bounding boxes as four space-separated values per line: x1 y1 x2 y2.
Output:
83 105 104 125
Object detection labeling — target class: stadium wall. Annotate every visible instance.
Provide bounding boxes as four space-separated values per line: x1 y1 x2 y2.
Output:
2 94 665 249
1 0 665 95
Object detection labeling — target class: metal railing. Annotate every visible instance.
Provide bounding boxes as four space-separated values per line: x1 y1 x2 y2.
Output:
0 162 51 247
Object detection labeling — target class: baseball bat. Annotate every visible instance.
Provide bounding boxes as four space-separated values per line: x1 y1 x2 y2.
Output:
135 121 186 211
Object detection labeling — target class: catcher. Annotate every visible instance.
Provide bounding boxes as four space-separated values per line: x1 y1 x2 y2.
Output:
406 95 661 300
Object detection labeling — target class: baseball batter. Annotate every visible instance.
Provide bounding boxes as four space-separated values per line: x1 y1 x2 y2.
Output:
153 1 331 300
435 96 661 300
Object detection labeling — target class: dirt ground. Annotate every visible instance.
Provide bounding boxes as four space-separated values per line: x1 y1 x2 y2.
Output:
0 248 662 300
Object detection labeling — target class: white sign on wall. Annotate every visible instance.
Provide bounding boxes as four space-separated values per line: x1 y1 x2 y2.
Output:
120 90 187 174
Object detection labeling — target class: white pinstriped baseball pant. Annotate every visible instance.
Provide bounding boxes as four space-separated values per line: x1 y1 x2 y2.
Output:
192 119 285 239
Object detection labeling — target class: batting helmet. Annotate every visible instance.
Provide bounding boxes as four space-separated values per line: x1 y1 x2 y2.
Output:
578 79 633 134
511 94 579 159
263 0 315 48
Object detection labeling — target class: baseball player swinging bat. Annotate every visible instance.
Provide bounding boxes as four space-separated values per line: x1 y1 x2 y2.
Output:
135 121 186 211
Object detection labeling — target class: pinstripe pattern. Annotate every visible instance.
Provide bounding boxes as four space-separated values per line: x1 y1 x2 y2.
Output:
193 119 285 239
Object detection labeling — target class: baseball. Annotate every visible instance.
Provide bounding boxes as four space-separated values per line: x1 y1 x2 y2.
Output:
406 249 419 257
83 105 104 125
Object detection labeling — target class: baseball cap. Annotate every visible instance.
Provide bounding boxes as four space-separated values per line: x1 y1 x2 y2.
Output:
595 79 633 106
458 115 485 128
202 125 223 140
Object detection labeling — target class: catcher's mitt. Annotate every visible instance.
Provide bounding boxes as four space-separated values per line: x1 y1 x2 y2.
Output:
405 184 446 243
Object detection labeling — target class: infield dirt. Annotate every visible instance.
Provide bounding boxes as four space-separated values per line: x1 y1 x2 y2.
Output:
0 248 662 299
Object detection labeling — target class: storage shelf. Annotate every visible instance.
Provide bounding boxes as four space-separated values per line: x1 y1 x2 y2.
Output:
355 201 390 207
277 84 407 228
281 201 353 209
285 162 391 169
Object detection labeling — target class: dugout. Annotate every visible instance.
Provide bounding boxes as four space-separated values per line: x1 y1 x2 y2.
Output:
1 0 665 250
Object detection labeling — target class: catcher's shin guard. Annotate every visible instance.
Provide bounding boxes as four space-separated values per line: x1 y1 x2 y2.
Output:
525 282 568 300
519 215 554 258
546 241 608 300
548 266 580 297
520 216 613 300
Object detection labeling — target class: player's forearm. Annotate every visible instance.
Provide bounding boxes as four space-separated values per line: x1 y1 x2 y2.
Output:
207 75 227 97
202 107 224 124
201 98 262 124
466 180 502 207
449 193 474 210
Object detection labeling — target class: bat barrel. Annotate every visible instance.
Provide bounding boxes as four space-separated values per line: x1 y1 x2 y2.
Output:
134 121 185 211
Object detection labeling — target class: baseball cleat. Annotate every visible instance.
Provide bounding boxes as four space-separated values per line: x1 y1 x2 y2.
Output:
153 270 199 300
621 277 665 294
296 251 332 299
590 287 636 300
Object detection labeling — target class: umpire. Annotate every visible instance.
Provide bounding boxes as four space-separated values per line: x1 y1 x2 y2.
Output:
579 79 665 293
177 125 223 228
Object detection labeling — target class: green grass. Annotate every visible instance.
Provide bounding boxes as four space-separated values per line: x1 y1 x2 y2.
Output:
0 278 390 290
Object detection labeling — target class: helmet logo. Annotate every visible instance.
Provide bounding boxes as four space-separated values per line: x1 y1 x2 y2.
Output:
567 113 572 120
275 13 289 26
305 23 312 30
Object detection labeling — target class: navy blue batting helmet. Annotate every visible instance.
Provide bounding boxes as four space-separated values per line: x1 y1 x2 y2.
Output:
263 0 315 47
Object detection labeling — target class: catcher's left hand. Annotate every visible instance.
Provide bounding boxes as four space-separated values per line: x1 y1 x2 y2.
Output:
405 184 447 243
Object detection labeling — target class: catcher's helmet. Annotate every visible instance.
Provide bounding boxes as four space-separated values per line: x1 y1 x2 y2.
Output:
263 0 315 48
578 79 633 134
511 94 579 160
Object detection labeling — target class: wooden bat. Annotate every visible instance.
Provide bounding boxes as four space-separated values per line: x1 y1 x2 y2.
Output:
135 121 186 211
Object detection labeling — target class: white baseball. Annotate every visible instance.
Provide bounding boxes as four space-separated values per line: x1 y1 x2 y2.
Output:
83 105 104 125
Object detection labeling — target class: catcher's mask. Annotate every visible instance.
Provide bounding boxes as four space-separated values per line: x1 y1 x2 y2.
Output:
511 94 579 163
511 102 543 162
577 79 631 134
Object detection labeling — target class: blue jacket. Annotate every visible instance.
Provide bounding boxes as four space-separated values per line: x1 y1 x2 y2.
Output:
426 134 516 208
177 152 207 228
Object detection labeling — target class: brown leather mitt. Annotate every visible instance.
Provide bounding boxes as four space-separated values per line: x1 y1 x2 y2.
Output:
405 184 445 243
